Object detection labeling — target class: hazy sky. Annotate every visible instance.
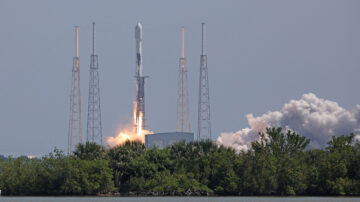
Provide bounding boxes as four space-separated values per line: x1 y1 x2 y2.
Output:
1 0 360 157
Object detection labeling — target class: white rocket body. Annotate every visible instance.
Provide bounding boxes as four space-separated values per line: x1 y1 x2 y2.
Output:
135 23 143 77
134 22 146 133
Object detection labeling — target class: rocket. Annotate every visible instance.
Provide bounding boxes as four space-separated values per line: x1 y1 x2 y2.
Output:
135 22 143 77
134 22 146 134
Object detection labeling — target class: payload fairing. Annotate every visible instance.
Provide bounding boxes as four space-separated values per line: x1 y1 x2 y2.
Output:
134 22 146 134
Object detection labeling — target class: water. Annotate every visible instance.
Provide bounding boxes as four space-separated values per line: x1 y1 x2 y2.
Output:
0 197 359 202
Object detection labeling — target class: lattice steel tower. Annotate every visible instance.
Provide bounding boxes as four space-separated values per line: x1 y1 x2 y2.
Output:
86 22 103 145
197 23 211 140
176 26 191 132
68 26 83 154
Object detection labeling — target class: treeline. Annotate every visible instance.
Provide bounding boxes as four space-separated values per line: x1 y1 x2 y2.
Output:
0 127 360 196
0 155 7 160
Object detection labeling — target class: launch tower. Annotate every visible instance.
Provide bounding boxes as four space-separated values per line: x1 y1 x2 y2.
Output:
197 23 211 140
86 22 103 145
68 26 83 154
176 27 191 132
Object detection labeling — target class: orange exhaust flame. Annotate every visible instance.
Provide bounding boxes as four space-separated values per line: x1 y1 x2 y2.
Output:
105 125 153 147
105 104 153 148
133 101 137 128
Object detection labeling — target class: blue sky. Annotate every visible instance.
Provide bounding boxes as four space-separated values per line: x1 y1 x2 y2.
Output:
1 0 360 156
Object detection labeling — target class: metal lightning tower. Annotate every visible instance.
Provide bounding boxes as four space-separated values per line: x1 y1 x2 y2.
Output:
86 22 103 145
197 23 211 140
134 22 147 134
176 26 191 132
68 26 83 154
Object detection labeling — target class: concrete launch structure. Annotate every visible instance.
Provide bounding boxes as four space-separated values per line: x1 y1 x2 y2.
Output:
145 132 194 149
134 22 147 134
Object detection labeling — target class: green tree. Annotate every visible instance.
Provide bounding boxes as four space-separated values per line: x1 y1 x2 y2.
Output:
73 142 106 160
241 128 310 195
241 137 277 195
127 146 212 193
107 141 145 190
0 148 113 196
169 140 218 185
266 128 309 195
323 134 358 195
0 157 40 195
206 147 240 195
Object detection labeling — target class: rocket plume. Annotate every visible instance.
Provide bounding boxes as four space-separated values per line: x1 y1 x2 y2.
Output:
105 124 153 147
105 104 152 148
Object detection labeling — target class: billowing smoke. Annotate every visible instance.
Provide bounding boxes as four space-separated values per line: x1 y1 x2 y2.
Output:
218 93 360 151
106 124 154 148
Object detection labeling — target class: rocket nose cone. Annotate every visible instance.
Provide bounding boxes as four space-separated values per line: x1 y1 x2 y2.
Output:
135 22 142 40
136 22 142 28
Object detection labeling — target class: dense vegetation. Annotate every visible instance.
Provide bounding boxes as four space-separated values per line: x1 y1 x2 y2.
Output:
0 127 359 196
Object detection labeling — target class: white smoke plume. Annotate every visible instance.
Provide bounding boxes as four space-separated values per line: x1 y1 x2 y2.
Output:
218 93 360 151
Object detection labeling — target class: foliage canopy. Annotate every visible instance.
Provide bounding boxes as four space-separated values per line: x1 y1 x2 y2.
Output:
0 128 359 196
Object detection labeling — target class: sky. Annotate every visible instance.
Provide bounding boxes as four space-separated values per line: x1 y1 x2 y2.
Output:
0 0 360 157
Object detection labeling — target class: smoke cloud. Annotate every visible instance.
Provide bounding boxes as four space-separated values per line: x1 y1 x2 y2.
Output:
218 93 360 151
105 124 154 148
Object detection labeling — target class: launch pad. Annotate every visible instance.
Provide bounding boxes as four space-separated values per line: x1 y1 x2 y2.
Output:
145 132 194 149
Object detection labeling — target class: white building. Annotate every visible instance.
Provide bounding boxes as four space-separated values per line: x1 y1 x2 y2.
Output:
145 132 194 148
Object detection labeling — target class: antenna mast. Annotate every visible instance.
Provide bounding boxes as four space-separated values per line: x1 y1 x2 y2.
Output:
86 22 103 145
68 26 83 154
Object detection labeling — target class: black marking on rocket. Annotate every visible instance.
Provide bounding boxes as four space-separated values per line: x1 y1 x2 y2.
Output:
137 53 141 66
138 77 145 99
